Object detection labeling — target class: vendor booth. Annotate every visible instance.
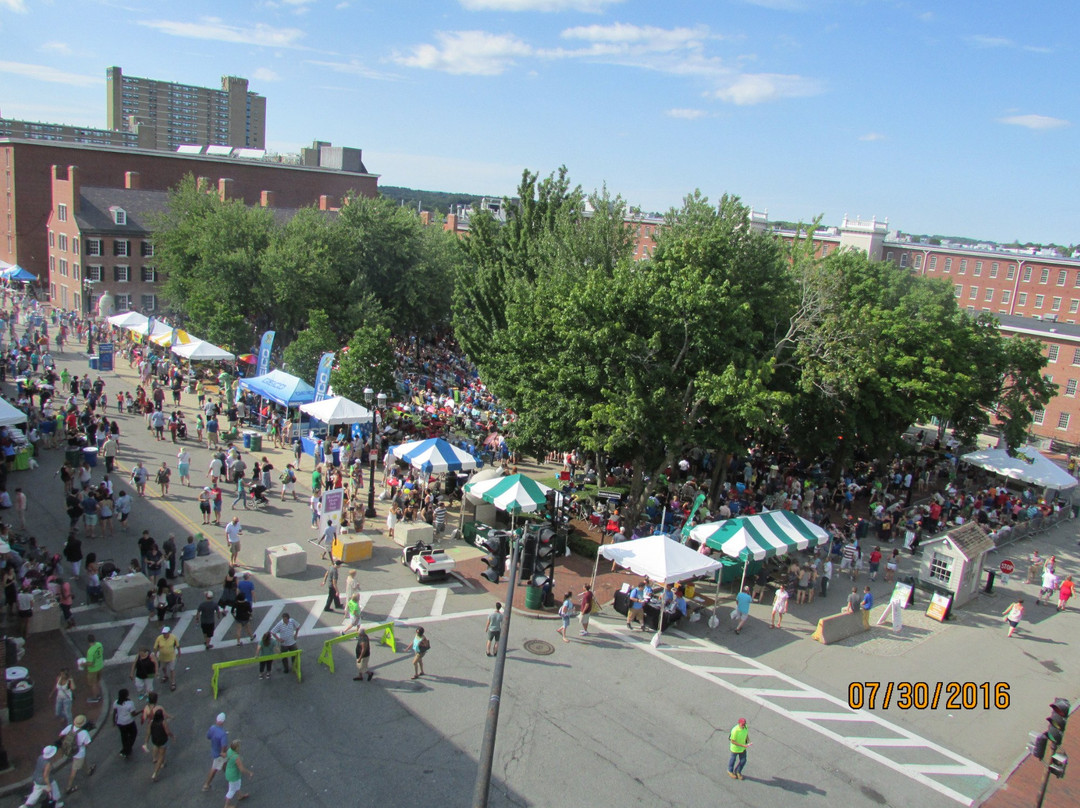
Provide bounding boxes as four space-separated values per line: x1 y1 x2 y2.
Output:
917 522 995 608
171 339 236 361
960 444 1078 492
106 311 149 329
390 437 481 474
239 369 316 408
299 396 373 427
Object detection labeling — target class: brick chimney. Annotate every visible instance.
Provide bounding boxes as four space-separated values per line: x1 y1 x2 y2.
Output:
260 190 275 208
319 195 331 211
218 178 234 201
419 210 431 226
124 171 141 190
197 176 212 192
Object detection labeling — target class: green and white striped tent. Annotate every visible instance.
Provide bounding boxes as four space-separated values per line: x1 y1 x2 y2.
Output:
689 510 830 562
464 473 552 514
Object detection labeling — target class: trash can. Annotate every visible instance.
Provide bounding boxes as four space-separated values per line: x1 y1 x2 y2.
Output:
331 447 340 468
88 356 99 370
525 585 543 610
242 431 253 449
249 434 262 453
82 447 98 468
65 447 83 466
7 677 33 722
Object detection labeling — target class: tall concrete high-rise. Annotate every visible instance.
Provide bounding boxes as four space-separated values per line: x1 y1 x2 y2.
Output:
106 66 266 151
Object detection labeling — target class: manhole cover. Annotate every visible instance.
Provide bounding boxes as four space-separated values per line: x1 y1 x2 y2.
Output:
523 639 555 656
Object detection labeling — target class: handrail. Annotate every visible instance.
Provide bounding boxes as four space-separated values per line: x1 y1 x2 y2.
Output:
316 622 396 673
210 650 301 699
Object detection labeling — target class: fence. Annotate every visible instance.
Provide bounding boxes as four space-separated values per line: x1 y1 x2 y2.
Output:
210 650 301 699
316 622 397 674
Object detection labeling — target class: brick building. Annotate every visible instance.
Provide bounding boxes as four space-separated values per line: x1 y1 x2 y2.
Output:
0 138 378 282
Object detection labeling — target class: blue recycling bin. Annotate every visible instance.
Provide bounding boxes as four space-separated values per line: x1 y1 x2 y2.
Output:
331 447 340 467
82 447 98 468
242 431 253 449
88 356 99 370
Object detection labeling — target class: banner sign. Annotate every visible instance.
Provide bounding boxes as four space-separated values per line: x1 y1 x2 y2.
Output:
97 343 113 372
257 330 275 376
681 493 707 540
314 351 335 402
321 487 344 531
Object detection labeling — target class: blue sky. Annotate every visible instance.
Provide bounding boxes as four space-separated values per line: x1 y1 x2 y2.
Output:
1 0 1076 244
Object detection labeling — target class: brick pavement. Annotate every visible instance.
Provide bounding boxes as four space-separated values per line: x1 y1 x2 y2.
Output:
982 750 1077 808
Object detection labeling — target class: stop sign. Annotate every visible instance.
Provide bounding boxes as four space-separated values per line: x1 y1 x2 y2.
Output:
1000 559 1015 575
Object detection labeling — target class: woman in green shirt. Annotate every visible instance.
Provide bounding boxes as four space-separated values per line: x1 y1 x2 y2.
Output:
224 739 254 805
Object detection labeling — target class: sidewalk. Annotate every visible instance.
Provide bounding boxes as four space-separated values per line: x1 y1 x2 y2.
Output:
981 750 1077 808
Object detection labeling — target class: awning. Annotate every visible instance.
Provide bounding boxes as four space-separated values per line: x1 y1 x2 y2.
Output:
960 444 1078 491
171 340 235 361
238 369 315 408
0 397 28 427
298 396 372 426
690 511 830 562
107 311 149 329
389 437 480 473
599 534 722 584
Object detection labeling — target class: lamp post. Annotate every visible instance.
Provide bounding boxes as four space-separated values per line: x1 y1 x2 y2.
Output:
364 388 377 518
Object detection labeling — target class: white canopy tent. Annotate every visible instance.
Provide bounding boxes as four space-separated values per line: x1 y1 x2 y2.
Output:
599 534 722 585
107 311 148 329
960 444 1078 491
298 396 373 426
171 339 236 361
0 397 28 427
126 319 172 340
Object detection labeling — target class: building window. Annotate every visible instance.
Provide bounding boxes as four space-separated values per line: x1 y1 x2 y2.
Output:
958 259 967 274
976 261 984 276
73 238 79 256
1073 348 1080 366
72 263 80 280
1035 294 1045 308
989 263 997 278
114 293 131 311
114 266 130 282
886 251 894 262
1053 297 1062 311
49 283 56 300
1023 267 1033 282
929 256 937 270
900 254 909 268
1067 379 1078 397
1048 345 1059 362
944 258 953 273
1002 290 1012 304
57 203 67 222
928 553 953 584
1075 272 1080 288
969 287 979 299
113 208 127 225
58 258 68 277
914 254 923 269
58 234 68 252
141 241 154 258
141 267 157 283
954 285 963 298
967 305 975 312
1008 264 1017 279
1018 292 1028 305
1039 268 1050 284
86 239 102 256
1033 410 1045 425
1072 300 1080 314
1058 270 1068 286
114 240 130 257
985 288 994 302
1058 412 1071 431
141 294 156 311
48 231 54 248
85 265 103 282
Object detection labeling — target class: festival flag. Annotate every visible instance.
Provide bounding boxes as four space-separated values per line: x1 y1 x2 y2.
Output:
256 330 275 376
313 351 335 402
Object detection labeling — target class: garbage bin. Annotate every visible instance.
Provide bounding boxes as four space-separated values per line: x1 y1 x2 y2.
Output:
250 434 262 453
242 431 253 449
88 356 99 371
82 447 98 468
524 585 543 610
7 678 33 722
65 447 83 466
331 447 340 468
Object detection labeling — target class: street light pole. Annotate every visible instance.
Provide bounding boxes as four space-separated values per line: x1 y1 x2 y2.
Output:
364 388 377 519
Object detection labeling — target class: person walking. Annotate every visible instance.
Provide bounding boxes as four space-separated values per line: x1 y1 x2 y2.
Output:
256 632 280 680
53 668 75 725
271 613 300 673
322 559 343 612
556 591 573 643
202 713 228 792
177 448 191 487
727 717 752 780
318 519 338 561
1003 598 1025 637
112 689 138 759
232 595 254 645
148 708 173 782
197 591 218 650
342 592 362 634
223 739 254 807
1058 575 1075 612
59 714 94 794
770 585 789 629
131 461 148 496
84 634 104 703
153 625 180 691
485 602 504 656
20 746 63 807
578 584 594 636
353 627 373 681
211 484 223 525
279 463 298 501
130 648 157 700
731 586 752 634
626 581 645 630
225 517 242 566
410 627 430 679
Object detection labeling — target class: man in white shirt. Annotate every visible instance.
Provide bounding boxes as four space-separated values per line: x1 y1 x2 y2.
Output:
60 714 95 793
224 517 243 565
208 455 223 485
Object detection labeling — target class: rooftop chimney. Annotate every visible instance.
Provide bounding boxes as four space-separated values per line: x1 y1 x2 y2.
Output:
124 171 141 190
260 190 275 208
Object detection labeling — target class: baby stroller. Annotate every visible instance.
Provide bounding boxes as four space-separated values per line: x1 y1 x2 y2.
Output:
176 419 188 440
156 589 185 620
248 482 269 510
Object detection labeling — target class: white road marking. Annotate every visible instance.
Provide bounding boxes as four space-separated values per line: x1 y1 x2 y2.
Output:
431 587 448 617
115 618 148 658
595 624 998 807
387 592 410 620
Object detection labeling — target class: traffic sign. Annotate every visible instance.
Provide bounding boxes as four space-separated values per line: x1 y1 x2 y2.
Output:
1000 559 1015 575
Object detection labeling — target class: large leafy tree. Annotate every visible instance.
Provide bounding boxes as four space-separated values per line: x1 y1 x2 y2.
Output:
332 323 396 404
281 309 338 382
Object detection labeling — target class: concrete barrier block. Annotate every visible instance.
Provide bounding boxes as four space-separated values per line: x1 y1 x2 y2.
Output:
104 573 153 613
265 543 307 577
811 609 871 645
183 555 230 589
395 521 433 548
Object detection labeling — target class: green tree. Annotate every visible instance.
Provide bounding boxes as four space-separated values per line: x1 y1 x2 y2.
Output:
281 309 338 382
332 322 396 404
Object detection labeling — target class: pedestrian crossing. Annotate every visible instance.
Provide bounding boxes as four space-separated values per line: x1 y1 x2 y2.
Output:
69 584 488 668
597 624 998 807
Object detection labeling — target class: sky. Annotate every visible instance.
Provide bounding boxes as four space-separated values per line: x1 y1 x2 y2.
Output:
0 0 1076 244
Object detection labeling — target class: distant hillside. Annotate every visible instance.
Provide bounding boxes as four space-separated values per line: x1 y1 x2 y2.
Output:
379 185 497 215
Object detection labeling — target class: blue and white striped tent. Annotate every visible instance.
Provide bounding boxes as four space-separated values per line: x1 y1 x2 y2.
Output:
390 438 481 474
689 510 829 562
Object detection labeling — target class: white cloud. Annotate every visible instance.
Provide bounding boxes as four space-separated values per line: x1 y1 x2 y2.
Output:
460 0 624 11
40 41 73 55
969 35 1013 48
335 1 350 7
306 58 397 80
252 67 280 82
918 11 935 22
667 108 706 120
561 23 708 51
859 132 885 141
713 73 822 105
736 0 806 9
0 0 28 12
139 18 306 49
394 31 533 75
998 114 1070 131
0 60 101 87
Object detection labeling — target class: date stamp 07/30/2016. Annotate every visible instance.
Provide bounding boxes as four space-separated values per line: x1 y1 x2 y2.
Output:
848 682 1010 711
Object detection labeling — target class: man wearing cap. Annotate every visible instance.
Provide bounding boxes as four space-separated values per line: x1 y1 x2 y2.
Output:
59 715 95 794
197 591 219 650
153 625 181 692
322 559 343 612
202 713 229 792
728 718 751 780
20 745 63 807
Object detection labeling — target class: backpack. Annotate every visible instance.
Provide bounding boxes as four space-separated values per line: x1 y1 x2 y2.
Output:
59 728 78 757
